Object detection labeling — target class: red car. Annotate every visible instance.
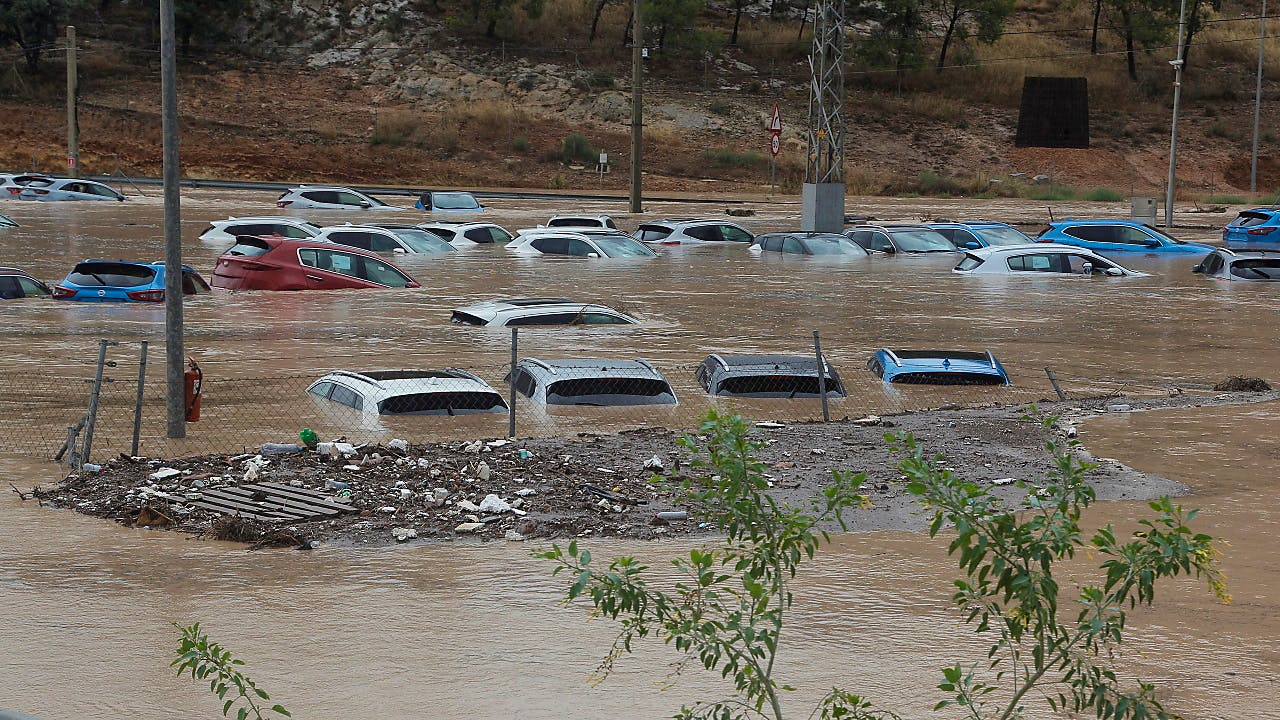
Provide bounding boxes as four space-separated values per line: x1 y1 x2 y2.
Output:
211 236 420 291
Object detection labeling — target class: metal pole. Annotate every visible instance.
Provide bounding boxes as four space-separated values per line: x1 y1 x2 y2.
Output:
131 341 149 456
66 26 78 178
507 328 518 438
1251 0 1267 194
81 340 110 468
1164 0 1189 227
161 0 185 439
813 330 830 422
628 0 643 214
1045 367 1067 402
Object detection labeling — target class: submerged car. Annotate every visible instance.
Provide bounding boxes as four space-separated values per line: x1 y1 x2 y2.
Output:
415 191 483 213
451 298 637 326
275 186 396 211
1036 219 1213 253
53 260 209 303
316 224 455 254
868 349 1010 386
1193 248 1280 281
307 369 507 416
0 267 52 299
211 237 419 291
18 178 125 202
749 232 870 257
696 354 845 398
416 221 514 246
1221 208 1280 249
506 358 677 406
0 213 16 227
633 219 754 245
844 224 958 254
953 244 1143 276
927 221 1033 249
545 214 618 229
199 216 322 243
506 230 657 258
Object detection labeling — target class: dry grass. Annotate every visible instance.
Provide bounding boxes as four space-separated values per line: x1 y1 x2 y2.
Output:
735 20 810 65
370 102 533 151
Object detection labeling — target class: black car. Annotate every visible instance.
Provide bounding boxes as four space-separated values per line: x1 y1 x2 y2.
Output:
696 354 845 398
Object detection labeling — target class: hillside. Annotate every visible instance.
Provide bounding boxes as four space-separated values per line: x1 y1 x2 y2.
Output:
2 0 1278 199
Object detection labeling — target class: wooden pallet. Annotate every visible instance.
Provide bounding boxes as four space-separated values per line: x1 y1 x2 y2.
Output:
181 482 353 522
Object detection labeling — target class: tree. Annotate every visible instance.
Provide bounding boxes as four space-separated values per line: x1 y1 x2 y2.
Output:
541 409 1229 720
174 0 248 49
729 0 749 45
467 0 546 38
929 0 1015 68
588 0 617 44
856 0 926 84
1180 0 1222 75
1107 0 1175 81
0 0 84 72
892 416 1230 720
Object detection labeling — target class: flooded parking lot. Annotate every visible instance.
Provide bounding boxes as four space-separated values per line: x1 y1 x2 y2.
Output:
0 190 1276 718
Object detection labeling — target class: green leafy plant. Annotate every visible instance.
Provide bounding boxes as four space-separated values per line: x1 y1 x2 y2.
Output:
890 414 1229 720
172 623 291 720
538 409 883 720
561 133 597 163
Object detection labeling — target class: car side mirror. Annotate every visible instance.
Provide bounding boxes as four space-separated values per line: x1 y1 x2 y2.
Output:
1143 238 1161 247
1104 267 1124 277
883 246 896 254
965 241 980 249
393 248 406 254
358 201 372 209
587 252 600 258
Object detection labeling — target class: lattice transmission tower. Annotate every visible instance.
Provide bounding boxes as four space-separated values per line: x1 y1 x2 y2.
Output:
805 0 845 184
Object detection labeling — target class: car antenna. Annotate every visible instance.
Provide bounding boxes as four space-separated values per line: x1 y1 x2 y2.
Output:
1047 206 1055 223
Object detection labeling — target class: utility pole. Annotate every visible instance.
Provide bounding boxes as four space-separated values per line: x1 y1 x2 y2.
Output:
66 26 78 178
1251 0 1267 193
161 0 185 439
1164 0 1188 227
629 0 643 214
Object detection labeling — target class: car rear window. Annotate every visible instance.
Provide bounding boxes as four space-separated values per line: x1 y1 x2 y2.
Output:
955 255 984 271
549 218 596 227
225 238 272 257
545 378 675 405
716 375 843 398
67 262 156 287
1229 212 1272 228
892 371 1006 386
635 225 673 242
1230 258 1280 279
379 391 507 415
450 311 487 325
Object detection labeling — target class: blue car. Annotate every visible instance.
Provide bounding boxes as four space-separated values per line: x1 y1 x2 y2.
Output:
1221 208 1280 249
868 349 1010 386
927 221 1033 249
1036 219 1213 254
53 260 210 303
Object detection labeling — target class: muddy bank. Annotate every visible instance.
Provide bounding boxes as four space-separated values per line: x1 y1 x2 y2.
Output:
25 392 1275 548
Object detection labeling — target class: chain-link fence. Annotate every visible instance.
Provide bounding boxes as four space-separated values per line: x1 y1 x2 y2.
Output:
0 332 1186 467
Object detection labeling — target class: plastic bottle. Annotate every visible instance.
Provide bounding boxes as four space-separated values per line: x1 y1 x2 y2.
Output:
299 428 319 449
654 511 688 521
262 442 303 455
81 463 102 473
325 479 351 490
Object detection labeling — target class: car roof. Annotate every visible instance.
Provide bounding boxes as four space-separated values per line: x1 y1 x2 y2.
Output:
516 357 666 377
315 369 496 394
966 243 1098 257
1049 219 1154 226
215 216 318 224
702 354 832 372
850 223 933 230
417 221 500 229
643 218 743 228
288 185 368 193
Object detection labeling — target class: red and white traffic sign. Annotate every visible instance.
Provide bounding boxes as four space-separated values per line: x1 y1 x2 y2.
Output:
769 134 780 157
768 102 782 134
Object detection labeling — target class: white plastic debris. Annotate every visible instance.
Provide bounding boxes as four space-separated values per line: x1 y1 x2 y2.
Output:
597 498 613 511
333 442 357 456
477 461 492 481
991 478 1017 486
511 508 528 517
487 439 512 448
462 441 484 453
504 529 526 541
342 464 362 472
149 467 181 481
755 421 786 429
416 458 431 469
852 415 882 426
643 455 665 472
810 448 826 456
387 438 409 453
514 488 537 497
392 527 417 542
455 522 485 533
433 487 450 499
379 506 398 514
1106 404 1134 412
478 494 511 513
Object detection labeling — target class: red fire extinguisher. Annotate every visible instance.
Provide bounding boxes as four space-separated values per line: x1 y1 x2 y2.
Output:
184 357 202 422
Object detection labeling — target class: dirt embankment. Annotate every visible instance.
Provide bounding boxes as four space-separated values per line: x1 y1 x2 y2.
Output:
26 392 1275 549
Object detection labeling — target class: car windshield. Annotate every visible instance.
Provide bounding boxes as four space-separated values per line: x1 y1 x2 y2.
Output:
67 262 156 287
433 192 480 210
1141 224 1186 244
594 236 658 257
889 229 956 252
975 226 1031 246
391 229 454 253
804 235 862 255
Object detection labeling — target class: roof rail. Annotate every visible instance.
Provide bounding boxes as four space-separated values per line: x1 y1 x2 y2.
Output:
635 358 660 374
707 353 729 370
880 348 901 366
522 357 554 374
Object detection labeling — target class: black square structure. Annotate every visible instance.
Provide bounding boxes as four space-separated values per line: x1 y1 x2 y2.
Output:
1015 77 1089 148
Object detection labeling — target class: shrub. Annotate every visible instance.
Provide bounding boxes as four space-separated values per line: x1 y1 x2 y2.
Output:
708 100 733 116
561 133 597 163
701 148 764 169
587 71 614 89
513 137 529 152
369 111 422 147
1205 194 1246 205
1084 187 1124 202
1030 185 1077 201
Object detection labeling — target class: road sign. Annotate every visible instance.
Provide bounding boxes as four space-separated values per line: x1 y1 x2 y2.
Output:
770 134 780 157
768 102 782 134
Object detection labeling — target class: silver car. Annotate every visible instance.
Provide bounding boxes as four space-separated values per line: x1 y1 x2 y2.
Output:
275 186 398 211
17 178 125 202
1193 248 1280 281
953 244 1143 276
451 298 637 326
633 219 754 245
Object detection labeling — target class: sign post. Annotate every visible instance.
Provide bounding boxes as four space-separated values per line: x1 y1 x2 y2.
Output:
768 102 782 192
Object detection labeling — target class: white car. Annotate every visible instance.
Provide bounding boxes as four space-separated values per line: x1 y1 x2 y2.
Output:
1193 248 1280 281
633 218 754 245
953 244 1143 276
0 172 51 198
315 224 455 254
17 178 126 202
198 216 322 243
416 221 514 246
306 369 507 416
451 297 638 326
275 186 398 211
506 230 657 258
544 214 618 229
506 358 677 406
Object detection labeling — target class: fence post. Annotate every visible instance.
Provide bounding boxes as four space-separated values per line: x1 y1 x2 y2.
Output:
813 330 830 422
81 339 115 468
508 327 518 438
1045 367 1067 401
131 341 149 456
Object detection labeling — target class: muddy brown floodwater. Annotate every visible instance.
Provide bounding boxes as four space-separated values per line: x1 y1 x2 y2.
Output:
0 190 1276 718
